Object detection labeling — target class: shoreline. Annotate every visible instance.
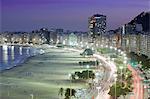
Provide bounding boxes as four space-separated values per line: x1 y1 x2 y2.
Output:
0 44 45 72
0 55 35 73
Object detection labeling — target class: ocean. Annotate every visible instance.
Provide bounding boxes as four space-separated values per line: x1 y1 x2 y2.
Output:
0 45 43 71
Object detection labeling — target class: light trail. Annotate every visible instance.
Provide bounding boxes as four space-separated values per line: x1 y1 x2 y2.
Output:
128 64 144 99
64 47 117 99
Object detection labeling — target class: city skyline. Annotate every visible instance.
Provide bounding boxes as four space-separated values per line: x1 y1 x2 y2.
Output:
1 0 149 32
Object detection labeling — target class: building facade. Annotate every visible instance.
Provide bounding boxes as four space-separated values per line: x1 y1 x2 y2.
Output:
88 14 106 43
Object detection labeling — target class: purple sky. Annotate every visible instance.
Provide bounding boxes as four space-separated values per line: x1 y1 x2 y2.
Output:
1 0 149 32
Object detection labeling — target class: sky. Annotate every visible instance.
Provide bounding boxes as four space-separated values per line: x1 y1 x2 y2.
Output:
1 0 150 32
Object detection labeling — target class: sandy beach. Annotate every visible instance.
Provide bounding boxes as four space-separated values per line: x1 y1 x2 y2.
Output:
0 47 88 99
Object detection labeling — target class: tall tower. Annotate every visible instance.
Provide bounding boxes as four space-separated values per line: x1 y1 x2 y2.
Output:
40 28 50 44
88 14 106 43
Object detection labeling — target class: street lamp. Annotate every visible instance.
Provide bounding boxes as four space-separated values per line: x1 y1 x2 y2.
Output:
91 47 94 51
96 86 101 94
119 66 123 83
124 56 127 60
96 43 98 47
113 74 117 99
110 46 113 49
30 94 34 99
123 60 127 64
68 73 72 98
123 53 126 57
86 65 90 79
118 49 121 53
121 51 124 55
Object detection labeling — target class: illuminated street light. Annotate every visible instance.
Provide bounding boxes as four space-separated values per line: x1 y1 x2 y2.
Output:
86 65 90 69
121 51 124 55
111 58 115 61
96 86 101 94
110 46 113 49
123 53 126 57
96 43 98 47
123 60 127 64
113 74 117 78
124 57 127 60
91 47 94 50
118 49 121 52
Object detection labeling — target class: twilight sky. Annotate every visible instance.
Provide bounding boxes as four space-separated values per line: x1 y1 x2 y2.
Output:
1 0 149 32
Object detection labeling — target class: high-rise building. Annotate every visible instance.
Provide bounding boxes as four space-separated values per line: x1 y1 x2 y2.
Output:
147 34 150 58
56 29 64 43
40 28 50 44
49 28 58 44
88 14 106 42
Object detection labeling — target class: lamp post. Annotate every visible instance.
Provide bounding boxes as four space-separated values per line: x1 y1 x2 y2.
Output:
96 86 101 97
86 65 90 79
113 74 117 99
30 94 34 99
123 60 127 72
68 73 72 98
119 66 123 85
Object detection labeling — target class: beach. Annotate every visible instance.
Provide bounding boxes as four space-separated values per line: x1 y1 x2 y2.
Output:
0 47 87 99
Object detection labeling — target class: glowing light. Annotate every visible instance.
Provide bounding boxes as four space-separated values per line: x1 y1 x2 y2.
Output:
92 47 94 50
3 45 8 64
96 43 98 47
110 46 113 49
68 73 72 78
19 47 23 55
123 60 127 64
118 49 121 52
124 57 127 60
121 51 124 55
123 53 126 57
86 65 90 69
119 66 123 69
2 45 8 51
11 46 14 60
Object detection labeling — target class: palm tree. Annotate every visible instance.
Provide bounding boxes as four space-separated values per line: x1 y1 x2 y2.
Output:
64 88 76 99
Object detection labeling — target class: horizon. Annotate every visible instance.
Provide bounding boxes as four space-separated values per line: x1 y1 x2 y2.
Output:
1 0 150 32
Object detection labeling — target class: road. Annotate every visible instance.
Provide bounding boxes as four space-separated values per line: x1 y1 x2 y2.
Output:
65 48 117 99
128 64 144 99
93 54 117 99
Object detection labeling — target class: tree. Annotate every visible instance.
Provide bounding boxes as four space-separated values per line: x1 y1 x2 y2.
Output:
109 81 133 99
64 88 76 99
109 81 122 99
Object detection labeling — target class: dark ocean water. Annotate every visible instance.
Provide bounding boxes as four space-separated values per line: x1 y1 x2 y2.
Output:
0 45 42 71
